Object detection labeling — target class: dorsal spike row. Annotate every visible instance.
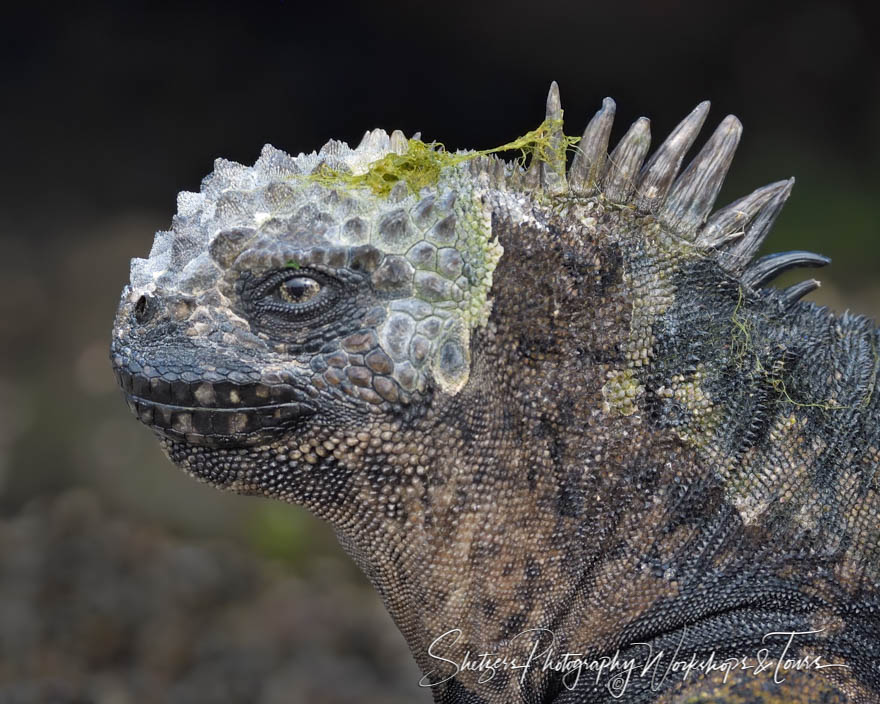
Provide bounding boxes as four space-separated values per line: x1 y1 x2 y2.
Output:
741 251 831 289
633 101 710 213
568 96 743 240
602 117 651 203
545 86 827 307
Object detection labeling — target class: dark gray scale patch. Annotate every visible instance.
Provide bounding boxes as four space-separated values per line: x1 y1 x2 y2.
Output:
371 255 414 294
377 209 412 245
555 470 584 519
348 244 382 273
406 240 437 268
411 194 436 228
214 191 252 221
288 204 336 244
209 227 257 267
438 339 466 377
262 182 297 210
342 216 369 243
429 214 457 245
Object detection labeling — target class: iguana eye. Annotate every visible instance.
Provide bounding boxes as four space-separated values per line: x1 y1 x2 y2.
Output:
276 276 321 304
245 269 341 324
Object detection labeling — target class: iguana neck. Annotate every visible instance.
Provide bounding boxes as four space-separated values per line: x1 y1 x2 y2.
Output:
316 206 714 698
328 321 678 697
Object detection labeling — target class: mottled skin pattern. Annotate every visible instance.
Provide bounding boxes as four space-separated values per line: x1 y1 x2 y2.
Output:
112 84 880 702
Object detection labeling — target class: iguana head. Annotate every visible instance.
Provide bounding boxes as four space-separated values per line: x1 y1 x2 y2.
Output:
110 108 515 503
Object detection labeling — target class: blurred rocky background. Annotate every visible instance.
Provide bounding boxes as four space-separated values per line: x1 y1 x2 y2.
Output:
0 0 877 701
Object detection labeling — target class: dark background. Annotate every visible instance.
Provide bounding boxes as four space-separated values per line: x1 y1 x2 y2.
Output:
1 1 877 702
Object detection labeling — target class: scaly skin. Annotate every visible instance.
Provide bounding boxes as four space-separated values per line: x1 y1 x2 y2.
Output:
111 84 880 702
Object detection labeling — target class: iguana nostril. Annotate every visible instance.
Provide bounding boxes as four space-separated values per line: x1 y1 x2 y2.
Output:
133 294 152 324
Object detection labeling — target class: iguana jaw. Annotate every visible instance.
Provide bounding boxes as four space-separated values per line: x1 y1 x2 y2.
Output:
114 364 318 447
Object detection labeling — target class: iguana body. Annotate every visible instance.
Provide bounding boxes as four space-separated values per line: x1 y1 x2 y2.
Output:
111 83 880 702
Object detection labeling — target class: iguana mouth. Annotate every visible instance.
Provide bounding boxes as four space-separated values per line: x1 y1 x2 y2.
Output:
115 368 317 445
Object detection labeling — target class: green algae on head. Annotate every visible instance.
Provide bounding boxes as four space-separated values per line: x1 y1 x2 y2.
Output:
309 117 579 198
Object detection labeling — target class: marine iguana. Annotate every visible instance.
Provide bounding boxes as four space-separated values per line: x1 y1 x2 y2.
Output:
111 83 880 702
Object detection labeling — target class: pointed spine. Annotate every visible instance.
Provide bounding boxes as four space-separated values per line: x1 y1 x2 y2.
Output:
491 156 506 187
659 115 742 238
528 81 567 194
390 129 408 155
568 98 616 196
780 279 821 308
523 159 540 190
698 180 792 247
360 129 390 152
719 179 794 272
634 101 710 213
356 130 371 150
602 117 651 203
741 251 831 289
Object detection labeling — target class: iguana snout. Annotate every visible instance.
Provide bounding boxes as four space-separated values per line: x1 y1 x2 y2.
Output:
111 289 319 447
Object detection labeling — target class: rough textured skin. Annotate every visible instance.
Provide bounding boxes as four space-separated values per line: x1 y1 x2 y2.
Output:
111 84 880 702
